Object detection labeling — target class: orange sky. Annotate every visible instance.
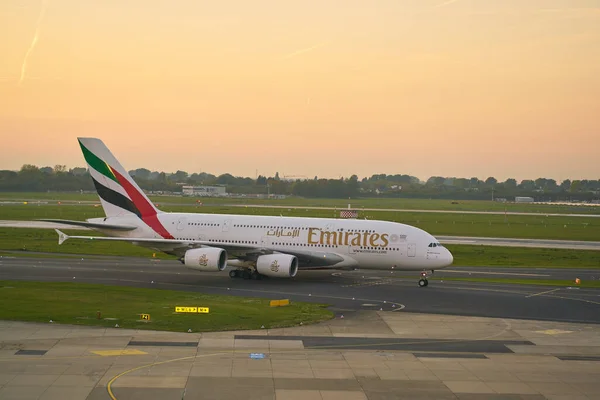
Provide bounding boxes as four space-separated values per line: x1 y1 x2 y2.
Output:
1 0 599 182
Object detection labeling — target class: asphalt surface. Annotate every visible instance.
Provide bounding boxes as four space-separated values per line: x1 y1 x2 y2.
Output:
1 255 599 324
439 266 600 281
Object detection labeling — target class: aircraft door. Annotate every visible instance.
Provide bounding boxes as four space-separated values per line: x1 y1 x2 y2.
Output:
261 237 271 247
408 243 416 257
222 219 232 232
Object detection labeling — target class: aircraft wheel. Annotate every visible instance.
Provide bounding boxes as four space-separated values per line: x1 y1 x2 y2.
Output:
251 271 262 280
418 278 428 287
229 270 238 278
242 270 252 280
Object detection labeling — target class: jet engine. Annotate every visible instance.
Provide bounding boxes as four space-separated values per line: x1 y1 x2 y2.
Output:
256 254 298 278
183 248 227 272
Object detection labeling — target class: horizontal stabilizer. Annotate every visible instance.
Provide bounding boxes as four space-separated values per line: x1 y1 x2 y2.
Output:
39 219 138 231
56 229 69 245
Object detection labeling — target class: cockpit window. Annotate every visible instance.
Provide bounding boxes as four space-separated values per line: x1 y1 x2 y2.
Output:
428 242 443 248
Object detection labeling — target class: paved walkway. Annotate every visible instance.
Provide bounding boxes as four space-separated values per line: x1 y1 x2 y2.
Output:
1 312 599 399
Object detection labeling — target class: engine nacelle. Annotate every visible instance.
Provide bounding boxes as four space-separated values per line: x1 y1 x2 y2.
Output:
183 248 227 272
256 254 298 278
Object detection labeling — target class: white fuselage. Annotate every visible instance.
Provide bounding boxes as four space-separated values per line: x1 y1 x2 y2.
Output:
97 212 453 271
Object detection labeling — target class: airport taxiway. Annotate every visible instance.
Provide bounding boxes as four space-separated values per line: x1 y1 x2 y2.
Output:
2 306 600 399
1 255 600 399
1 255 599 324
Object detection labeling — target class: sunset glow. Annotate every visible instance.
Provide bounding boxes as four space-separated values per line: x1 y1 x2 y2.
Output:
1 0 599 181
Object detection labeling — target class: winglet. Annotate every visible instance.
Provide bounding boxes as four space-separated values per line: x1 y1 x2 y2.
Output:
56 229 69 245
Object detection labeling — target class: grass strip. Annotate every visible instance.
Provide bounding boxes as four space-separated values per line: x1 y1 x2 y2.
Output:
446 244 600 268
0 280 332 332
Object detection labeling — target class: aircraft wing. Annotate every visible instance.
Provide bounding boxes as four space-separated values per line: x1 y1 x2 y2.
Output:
40 219 138 231
55 229 255 250
55 230 345 267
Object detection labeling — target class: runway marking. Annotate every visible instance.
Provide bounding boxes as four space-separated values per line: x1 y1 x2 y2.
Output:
91 349 148 356
107 352 226 400
534 329 573 335
546 294 600 306
342 279 394 288
526 288 561 298
443 270 550 277
416 283 543 296
106 324 515 400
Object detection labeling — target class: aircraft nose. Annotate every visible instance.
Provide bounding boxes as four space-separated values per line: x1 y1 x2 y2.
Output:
445 248 454 266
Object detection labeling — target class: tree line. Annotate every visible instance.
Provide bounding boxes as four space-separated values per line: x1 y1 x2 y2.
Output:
0 164 598 201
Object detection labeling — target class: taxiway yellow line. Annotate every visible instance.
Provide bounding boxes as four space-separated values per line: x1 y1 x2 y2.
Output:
526 288 561 298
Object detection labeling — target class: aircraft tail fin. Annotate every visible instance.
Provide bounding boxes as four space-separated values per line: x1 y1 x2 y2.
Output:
77 137 161 219
77 138 174 239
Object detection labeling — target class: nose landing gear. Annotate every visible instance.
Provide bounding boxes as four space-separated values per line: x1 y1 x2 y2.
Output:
418 270 434 287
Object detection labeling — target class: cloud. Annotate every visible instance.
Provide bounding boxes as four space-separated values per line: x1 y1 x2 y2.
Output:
283 41 329 59
19 0 48 85
431 0 460 9
537 7 600 19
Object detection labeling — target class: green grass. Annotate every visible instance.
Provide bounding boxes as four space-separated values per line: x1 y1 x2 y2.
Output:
429 276 600 288
0 204 106 221
447 244 600 268
0 280 333 332
1 203 599 241
0 228 173 259
0 192 100 202
1 192 599 214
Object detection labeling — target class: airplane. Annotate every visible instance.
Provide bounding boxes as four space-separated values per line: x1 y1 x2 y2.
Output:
47 138 453 287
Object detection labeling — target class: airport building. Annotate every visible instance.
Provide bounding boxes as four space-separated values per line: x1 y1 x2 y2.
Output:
515 196 534 203
182 185 227 197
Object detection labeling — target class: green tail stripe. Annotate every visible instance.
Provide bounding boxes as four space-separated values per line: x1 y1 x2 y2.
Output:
78 140 118 183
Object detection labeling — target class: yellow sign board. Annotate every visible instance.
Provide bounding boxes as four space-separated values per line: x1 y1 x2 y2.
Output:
269 299 290 307
176 307 197 313
175 307 209 313
140 314 150 320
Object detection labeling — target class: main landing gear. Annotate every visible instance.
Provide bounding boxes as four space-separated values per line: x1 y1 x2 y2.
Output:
418 270 434 287
229 268 267 280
